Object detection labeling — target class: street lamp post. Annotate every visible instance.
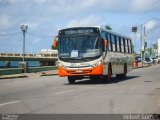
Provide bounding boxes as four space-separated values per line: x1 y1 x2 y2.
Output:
20 24 28 73
20 24 28 62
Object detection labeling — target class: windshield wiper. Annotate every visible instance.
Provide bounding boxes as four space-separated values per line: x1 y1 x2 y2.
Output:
70 57 90 62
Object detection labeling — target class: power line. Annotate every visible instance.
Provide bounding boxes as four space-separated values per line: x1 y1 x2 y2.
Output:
146 24 160 35
27 32 54 38
0 32 21 36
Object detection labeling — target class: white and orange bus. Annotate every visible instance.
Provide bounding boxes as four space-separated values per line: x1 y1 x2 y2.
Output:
54 26 134 84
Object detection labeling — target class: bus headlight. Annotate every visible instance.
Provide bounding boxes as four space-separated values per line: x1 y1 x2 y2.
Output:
58 63 67 68
91 61 102 68
58 63 62 67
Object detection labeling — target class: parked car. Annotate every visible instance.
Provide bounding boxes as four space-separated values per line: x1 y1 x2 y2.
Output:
144 58 151 65
135 57 142 62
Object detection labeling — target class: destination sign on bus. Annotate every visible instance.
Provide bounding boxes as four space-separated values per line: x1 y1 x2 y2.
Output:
59 28 99 35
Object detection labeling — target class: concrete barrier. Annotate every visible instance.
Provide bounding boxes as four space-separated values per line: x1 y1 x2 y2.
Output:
0 68 23 76
0 66 58 76
28 66 57 73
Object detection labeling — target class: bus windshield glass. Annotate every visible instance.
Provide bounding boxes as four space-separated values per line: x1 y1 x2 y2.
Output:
58 34 102 61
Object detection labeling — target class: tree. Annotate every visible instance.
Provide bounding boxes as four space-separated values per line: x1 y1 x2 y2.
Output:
147 48 152 55
105 25 112 30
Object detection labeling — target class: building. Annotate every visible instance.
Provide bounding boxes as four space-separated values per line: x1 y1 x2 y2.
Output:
40 49 58 66
151 44 158 59
40 49 58 55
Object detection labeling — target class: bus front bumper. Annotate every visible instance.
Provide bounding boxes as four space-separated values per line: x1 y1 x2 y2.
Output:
58 64 103 77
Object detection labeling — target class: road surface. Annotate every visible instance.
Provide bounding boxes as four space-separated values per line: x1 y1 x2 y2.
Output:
0 65 160 114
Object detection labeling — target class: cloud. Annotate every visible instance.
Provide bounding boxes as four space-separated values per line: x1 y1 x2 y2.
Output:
34 0 47 3
28 22 39 30
145 21 157 30
50 0 160 14
0 0 160 53
1 0 160 14
66 15 106 28
131 0 160 12
32 38 41 43
0 15 11 29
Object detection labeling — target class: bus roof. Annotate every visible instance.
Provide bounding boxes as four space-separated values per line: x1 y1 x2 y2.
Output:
99 26 131 40
59 26 131 40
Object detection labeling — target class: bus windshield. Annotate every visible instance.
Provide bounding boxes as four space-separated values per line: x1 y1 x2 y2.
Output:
58 35 102 61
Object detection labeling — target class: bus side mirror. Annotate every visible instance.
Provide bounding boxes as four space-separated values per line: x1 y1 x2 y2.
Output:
103 39 108 52
53 36 58 48
104 39 108 47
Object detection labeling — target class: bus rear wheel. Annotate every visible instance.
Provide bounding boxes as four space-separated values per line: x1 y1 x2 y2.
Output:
68 76 76 84
107 65 112 81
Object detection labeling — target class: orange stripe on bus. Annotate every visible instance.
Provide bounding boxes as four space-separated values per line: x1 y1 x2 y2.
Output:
58 64 103 77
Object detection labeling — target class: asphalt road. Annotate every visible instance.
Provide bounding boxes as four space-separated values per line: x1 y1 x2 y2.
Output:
0 65 160 114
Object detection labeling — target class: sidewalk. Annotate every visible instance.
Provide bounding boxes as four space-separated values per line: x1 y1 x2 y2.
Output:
0 70 58 79
133 62 152 69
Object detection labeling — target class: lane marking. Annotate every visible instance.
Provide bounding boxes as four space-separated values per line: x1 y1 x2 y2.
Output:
55 84 104 95
55 89 78 95
95 85 103 87
0 100 20 107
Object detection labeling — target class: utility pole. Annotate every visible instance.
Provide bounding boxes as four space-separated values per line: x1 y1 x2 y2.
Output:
143 26 146 63
131 26 137 54
140 24 143 61
135 18 160 65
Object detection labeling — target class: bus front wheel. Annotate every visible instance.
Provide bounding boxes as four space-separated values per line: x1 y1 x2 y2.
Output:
68 76 76 84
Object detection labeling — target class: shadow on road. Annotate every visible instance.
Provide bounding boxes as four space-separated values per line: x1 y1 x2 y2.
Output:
64 75 140 85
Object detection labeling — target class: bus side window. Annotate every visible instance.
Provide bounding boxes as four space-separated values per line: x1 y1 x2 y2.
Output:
101 31 106 39
130 40 132 54
116 36 120 52
123 38 126 53
107 33 112 51
114 36 117 52
125 39 128 53
127 39 130 54
121 38 124 53
119 37 121 52
128 40 132 54
111 35 115 52
101 31 106 51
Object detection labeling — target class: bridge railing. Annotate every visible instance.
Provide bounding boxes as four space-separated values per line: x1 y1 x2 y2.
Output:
0 53 58 58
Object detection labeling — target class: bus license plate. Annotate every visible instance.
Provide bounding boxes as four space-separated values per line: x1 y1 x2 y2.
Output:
76 70 83 73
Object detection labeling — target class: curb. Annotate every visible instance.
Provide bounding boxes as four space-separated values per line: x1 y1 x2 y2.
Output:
40 73 58 77
133 65 151 69
0 75 28 79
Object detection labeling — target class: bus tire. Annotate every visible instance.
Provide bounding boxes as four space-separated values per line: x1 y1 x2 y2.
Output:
68 76 76 84
121 64 127 79
116 74 121 79
123 64 127 78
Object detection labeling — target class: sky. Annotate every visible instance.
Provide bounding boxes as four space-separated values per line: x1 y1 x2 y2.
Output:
0 0 160 53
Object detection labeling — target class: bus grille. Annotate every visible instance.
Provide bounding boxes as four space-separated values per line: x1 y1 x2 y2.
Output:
67 69 92 74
